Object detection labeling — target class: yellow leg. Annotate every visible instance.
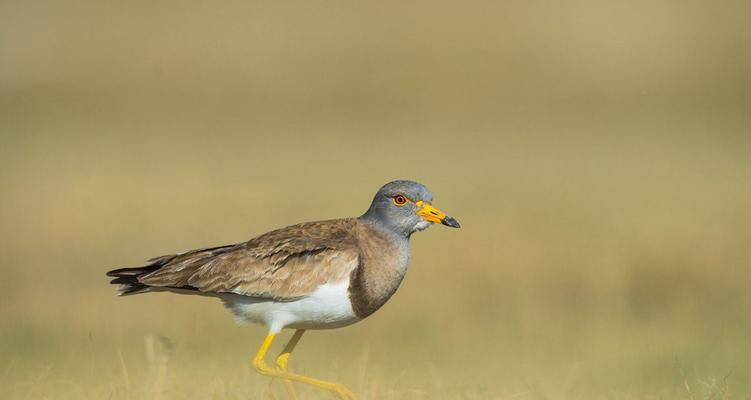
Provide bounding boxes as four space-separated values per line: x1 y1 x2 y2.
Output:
275 329 305 370
275 330 305 400
253 331 357 400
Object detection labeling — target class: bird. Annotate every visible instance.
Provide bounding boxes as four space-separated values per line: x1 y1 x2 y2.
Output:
106 180 460 399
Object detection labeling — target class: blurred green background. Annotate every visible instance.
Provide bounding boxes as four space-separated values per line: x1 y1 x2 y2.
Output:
1 1 750 399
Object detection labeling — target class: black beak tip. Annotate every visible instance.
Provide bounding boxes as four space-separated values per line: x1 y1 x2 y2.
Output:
441 216 461 228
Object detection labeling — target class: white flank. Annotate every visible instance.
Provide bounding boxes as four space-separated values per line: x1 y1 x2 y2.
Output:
221 280 359 333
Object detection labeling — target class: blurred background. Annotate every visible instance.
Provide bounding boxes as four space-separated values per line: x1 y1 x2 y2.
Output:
1 1 750 399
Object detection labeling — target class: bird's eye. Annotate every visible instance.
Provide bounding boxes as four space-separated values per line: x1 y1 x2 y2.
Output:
392 194 408 206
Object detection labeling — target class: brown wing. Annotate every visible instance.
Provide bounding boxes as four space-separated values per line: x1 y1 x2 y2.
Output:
135 219 361 300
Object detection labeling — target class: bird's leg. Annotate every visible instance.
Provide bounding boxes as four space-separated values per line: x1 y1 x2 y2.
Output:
275 330 305 400
252 331 357 400
276 329 305 371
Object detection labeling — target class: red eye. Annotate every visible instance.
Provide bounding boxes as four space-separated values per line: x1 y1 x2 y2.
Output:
392 195 408 206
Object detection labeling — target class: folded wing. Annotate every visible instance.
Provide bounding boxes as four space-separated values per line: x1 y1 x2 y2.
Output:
107 219 361 300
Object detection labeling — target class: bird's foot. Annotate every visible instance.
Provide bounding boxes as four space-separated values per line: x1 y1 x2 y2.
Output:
275 353 291 371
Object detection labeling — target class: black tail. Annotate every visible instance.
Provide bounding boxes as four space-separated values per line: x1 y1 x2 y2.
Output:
106 264 162 295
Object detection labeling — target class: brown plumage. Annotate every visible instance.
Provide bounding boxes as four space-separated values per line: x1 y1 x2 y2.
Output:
107 218 412 320
109 219 367 300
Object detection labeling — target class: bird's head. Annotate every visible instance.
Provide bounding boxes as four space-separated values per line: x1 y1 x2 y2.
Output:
361 180 460 237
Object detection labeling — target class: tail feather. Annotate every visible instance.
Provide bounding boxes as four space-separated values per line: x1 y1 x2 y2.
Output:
106 244 236 296
106 264 161 296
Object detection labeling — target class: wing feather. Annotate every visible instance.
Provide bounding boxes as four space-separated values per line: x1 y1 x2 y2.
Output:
135 219 360 300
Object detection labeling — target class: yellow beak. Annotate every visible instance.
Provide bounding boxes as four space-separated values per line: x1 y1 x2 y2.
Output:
415 201 461 228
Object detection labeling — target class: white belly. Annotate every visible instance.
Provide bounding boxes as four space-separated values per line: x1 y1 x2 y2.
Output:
221 280 359 333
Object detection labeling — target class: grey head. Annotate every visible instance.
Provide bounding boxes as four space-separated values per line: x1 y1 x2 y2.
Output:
360 180 460 238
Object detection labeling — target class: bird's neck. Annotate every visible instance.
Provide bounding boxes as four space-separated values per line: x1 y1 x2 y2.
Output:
358 213 413 241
